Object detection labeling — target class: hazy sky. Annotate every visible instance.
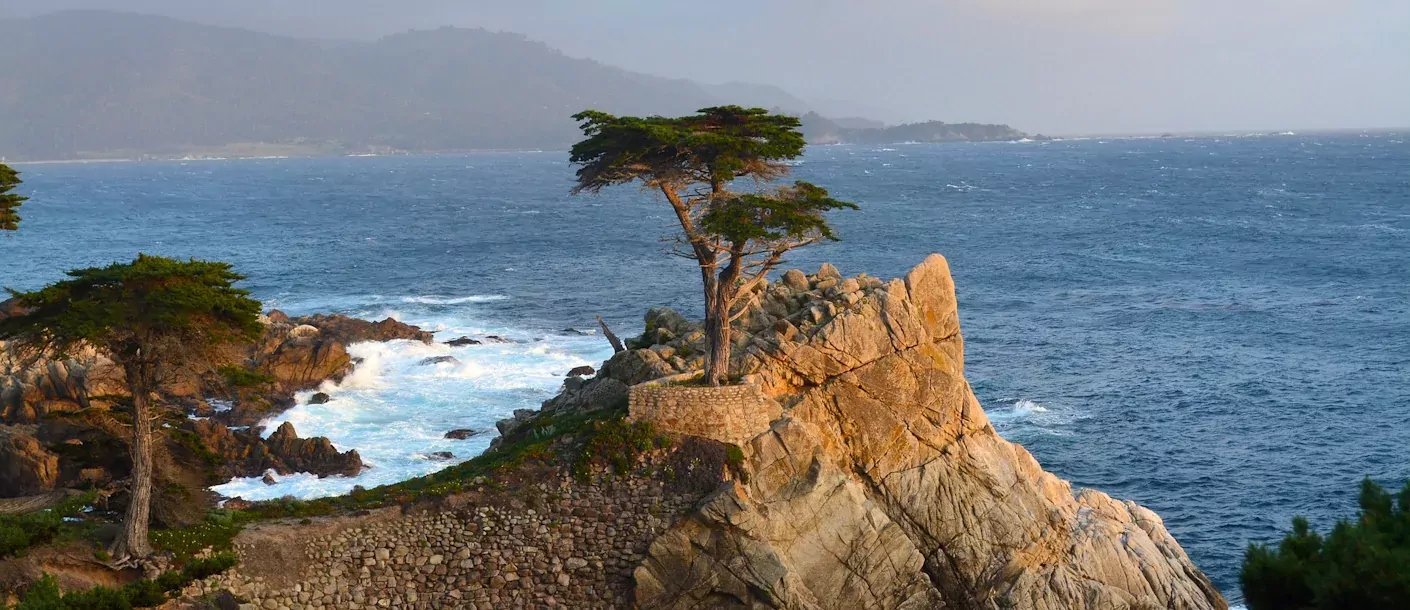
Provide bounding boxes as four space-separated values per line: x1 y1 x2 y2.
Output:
4 1 1407 134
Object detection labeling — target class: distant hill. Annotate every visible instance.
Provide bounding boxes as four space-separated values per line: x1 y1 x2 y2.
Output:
0 12 814 160
0 12 1025 160
798 112 1026 144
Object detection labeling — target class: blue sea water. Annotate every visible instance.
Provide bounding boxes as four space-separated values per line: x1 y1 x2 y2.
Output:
3 133 1407 602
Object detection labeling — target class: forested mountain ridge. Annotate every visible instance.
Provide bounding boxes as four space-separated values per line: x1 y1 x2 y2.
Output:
0 12 809 160
0 11 1027 160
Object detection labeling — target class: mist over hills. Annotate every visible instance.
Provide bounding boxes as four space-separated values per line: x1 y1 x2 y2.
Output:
0 11 1025 161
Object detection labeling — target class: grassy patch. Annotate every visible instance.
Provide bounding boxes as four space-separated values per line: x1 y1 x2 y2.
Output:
150 510 250 561
9 552 238 609
165 429 224 476
0 493 96 559
573 418 671 482
216 365 273 388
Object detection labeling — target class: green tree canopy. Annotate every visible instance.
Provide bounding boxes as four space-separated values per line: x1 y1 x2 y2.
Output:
1241 478 1410 609
1 163 27 231
570 106 855 386
0 254 263 559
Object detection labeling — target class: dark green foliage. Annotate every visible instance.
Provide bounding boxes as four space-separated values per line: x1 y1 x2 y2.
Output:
573 418 668 482
0 163 26 231
0 254 264 366
570 106 856 386
217 365 273 388
1241 478 1410 610
179 553 239 581
8 553 238 609
0 494 95 558
570 106 805 192
700 181 857 244
724 445 750 484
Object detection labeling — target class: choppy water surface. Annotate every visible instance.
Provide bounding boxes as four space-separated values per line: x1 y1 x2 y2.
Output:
4 133 1407 602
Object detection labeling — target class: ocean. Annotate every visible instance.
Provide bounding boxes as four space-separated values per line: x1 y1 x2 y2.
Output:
3 133 1407 602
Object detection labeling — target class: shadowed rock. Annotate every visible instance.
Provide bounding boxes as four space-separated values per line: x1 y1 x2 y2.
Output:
633 255 1227 610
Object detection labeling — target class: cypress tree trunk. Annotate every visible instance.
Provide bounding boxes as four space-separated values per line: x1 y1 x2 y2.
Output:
703 278 732 387
704 277 738 387
113 372 153 559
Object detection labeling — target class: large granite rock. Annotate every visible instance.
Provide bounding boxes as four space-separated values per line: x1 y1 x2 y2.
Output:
632 255 1226 610
263 422 362 478
0 431 60 495
290 314 434 345
0 346 125 423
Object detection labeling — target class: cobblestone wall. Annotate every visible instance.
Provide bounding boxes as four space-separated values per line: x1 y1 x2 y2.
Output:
186 475 706 610
627 383 781 446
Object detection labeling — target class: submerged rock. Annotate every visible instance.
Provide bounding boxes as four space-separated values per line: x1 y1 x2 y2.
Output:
443 429 485 440
445 336 481 347
418 355 461 366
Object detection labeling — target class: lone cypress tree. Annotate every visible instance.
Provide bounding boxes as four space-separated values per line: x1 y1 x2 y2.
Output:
1 163 27 231
0 255 263 559
570 106 856 386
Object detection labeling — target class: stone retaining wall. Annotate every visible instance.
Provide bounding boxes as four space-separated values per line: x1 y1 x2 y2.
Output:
187 476 704 610
627 383 781 446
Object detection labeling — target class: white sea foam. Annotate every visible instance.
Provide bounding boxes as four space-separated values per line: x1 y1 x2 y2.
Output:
399 295 509 305
210 297 615 501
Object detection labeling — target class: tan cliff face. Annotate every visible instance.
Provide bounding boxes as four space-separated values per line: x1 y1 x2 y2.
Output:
631 255 1227 610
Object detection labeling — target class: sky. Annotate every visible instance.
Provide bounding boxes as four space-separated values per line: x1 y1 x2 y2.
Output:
3 0 1407 135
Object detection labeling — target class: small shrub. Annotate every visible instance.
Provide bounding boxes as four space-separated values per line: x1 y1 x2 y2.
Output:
573 418 661 482
11 552 239 609
217 365 273 388
1241 478 1410 610
0 493 95 558
181 553 239 581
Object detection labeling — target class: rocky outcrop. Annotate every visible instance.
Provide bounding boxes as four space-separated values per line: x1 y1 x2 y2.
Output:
0 431 60 495
253 332 353 396
0 346 125 424
290 314 434 345
264 422 363 478
0 312 419 499
629 255 1226 610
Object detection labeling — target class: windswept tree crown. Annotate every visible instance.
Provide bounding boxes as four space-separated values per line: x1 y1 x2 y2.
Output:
569 106 806 193
568 106 856 386
0 254 264 365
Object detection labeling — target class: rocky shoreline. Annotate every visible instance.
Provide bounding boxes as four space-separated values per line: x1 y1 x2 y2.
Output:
154 255 1227 610
0 309 446 520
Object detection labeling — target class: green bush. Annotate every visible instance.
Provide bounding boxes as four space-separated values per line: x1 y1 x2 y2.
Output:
9 553 238 609
573 418 666 481
0 494 94 558
1241 478 1410 610
217 365 273 388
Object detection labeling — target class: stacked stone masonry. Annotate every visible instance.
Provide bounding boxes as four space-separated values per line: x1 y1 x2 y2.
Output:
627 383 781 446
187 476 705 610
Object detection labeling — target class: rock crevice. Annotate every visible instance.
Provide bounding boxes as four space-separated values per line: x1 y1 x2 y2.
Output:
631 255 1227 610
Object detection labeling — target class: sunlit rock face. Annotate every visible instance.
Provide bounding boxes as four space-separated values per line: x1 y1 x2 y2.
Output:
633 255 1227 610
